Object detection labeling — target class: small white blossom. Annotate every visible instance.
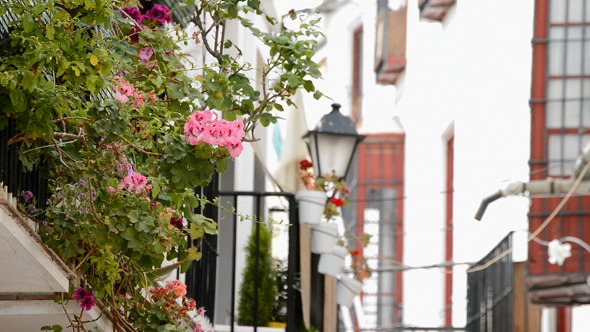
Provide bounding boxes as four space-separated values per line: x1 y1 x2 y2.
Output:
548 239 572 266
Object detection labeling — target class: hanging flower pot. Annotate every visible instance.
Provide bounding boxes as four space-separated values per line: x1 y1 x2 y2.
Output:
311 222 339 254
296 190 327 224
337 275 363 308
318 245 348 277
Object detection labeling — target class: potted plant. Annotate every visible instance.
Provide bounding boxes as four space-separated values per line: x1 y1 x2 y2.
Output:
296 159 351 224
237 223 278 326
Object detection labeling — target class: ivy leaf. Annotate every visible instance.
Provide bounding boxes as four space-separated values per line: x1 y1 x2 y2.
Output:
188 223 205 239
187 247 202 261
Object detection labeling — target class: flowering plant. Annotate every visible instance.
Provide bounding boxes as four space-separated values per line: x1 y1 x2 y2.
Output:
131 280 206 330
1 0 323 330
348 232 373 282
548 239 572 266
299 159 351 220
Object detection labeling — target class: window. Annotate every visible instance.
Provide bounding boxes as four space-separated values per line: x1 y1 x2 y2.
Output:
532 0 590 178
375 2 407 85
528 0 590 314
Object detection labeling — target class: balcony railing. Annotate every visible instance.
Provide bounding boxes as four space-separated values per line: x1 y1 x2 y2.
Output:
466 233 514 332
0 119 50 211
186 184 304 332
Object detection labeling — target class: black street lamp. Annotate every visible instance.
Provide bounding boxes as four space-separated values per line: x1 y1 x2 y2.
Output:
302 103 365 179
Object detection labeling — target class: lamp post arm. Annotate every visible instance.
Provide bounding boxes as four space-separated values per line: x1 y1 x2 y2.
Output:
474 190 503 221
475 141 590 221
475 178 590 221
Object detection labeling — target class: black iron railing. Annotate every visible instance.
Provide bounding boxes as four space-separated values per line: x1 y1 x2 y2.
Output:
186 188 303 332
0 119 50 210
466 233 514 332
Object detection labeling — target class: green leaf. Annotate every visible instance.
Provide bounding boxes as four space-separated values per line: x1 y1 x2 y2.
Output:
259 113 277 127
273 103 284 111
313 90 323 100
21 71 36 92
188 223 205 239
23 14 34 33
9 89 27 111
151 180 161 200
154 76 163 88
128 210 140 223
86 75 98 93
46 25 55 40
303 80 315 92
187 246 202 261
286 75 300 88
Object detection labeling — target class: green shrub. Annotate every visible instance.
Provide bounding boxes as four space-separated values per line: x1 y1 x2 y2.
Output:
237 222 278 326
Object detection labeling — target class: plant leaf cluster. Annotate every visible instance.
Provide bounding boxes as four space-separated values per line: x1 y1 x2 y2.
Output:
0 0 323 330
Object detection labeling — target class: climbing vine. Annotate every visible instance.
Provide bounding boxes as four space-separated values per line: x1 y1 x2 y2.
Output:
0 0 322 330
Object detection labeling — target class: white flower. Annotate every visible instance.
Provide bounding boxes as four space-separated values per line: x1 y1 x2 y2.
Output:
548 239 572 266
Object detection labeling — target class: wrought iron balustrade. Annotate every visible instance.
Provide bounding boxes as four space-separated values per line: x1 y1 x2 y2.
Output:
186 186 303 332
0 119 50 211
466 233 514 332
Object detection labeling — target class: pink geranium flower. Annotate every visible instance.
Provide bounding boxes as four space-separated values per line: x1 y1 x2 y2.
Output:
118 167 150 194
165 280 187 297
74 288 96 311
143 4 172 26
184 110 246 158
114 91 129 103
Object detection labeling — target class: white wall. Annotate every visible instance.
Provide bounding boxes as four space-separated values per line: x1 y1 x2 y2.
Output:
274 0 590 330
396 0 534 327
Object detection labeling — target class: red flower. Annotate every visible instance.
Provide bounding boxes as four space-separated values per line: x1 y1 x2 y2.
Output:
299 159 313 170
170 216 184 229
331 197 344 207
351 249 361 256
74 288 96 311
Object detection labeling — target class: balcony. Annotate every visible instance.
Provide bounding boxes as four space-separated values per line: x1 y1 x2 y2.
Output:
528 195 590 305
466 232 541 332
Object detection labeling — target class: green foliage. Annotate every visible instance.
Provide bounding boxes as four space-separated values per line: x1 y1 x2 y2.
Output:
237 223 278 326
0 0 322 330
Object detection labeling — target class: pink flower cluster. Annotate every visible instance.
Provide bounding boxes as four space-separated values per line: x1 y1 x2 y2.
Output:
184 110 245 158
122 5 172 42
74 288 96 311
118 166 152 194
166 280 187 297
150 281 196 321
113 76 157 108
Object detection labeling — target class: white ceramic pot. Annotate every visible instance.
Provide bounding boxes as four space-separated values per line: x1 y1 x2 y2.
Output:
311 222 339 254
337 275 363 308
296 190 327 225
318 245 348 277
